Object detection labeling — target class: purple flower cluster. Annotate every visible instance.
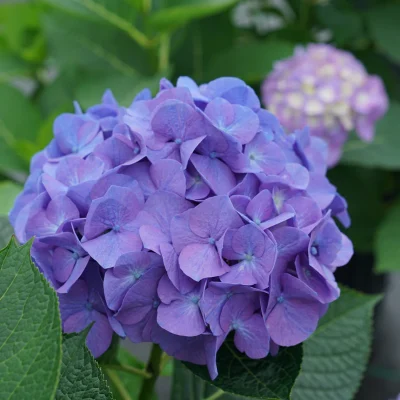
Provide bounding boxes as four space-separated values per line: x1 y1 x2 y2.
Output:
262 44 388 166
10 76 353 379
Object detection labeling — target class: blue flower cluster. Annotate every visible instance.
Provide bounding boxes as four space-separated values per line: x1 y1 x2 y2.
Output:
10 77 353 379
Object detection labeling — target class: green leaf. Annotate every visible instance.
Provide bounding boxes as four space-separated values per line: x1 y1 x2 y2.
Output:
44 0 150 48
374 199 400 272
37 71 76 117
0 239 62 400
328 166 386 252
0 2 45 62
43 11 151 77
56 329 114 400
316 4 363 45
0 51 29 83
173 359 245 400
342 101 400 169
203 40 295 84
149 0 240 30
185 338 302 399
0 181 22 216
0 84 41 172
74 72 163 108
366 4 400 63
0 216 16 249
291 287 381 400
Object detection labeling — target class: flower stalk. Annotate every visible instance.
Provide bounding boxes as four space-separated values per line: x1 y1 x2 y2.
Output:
138 344 163 400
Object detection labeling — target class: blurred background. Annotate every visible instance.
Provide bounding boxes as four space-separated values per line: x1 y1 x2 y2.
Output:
1 0 400 399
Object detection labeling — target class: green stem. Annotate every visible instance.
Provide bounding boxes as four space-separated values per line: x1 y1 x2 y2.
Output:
142 0 152 14
158 33 170 73
105 368 133 400
106 364 152 379
138 344 163 400
204 389 225 400
299 0 311 30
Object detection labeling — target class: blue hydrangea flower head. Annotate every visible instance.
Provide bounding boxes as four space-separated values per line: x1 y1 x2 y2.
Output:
10 76 353 379
262 44 388 166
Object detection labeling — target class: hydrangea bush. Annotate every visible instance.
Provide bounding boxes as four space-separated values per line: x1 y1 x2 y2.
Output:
262 44 388 166
10 76 353 379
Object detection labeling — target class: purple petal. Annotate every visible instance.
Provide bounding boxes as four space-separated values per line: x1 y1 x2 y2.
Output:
160 242 197 294
179 243 229 281
86 311 114 358
205 97 259 144
266 273 322 346
82 231 142 269
295 254 340 304
157 299 205 337
188 195 243 239
150 159 186 197
104 251 162 310
57 256 90 294
234 314 270 359
116 267 164 324
191 154 237 196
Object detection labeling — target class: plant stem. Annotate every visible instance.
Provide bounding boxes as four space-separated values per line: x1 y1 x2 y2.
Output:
105 368 133 400
106 364 152 379
158 33 170 72
299 0 311 30
204 389 225 400
138 344 163 400
142 0 152 14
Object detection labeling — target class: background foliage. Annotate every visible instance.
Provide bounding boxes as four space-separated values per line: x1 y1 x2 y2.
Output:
1 0 400 399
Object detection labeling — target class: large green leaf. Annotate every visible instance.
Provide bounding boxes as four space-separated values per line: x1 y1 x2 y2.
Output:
0 216 16 249
0 51 29 83
0 2 45 62
44 0 150 48
149 0 240 30
316 4 363 45
0 181 23 216
328 166 386 252
0 239 62 400
203 40 295 84
56 329 114 400
341 101 400 169
0 84 41 172
185 338 302 399
173 359 244 400
43 11 151 77
374 199 400 273
74 72 163 108
366 4 400 64
292 288 381 400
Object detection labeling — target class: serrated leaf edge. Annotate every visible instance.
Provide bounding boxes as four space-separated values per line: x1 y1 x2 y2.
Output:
1 237 63 400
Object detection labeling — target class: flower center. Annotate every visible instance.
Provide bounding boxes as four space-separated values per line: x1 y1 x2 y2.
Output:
277 295 284 304
85 302 93 311
153 299 160 309
132 269 143 280
208 237 216 245
71 252 80 261
253 217 261 225
175 138 182 145
113 224 121 232
190 296 200 305
244 253 253 261
310 245 318 256
209 151 217 159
